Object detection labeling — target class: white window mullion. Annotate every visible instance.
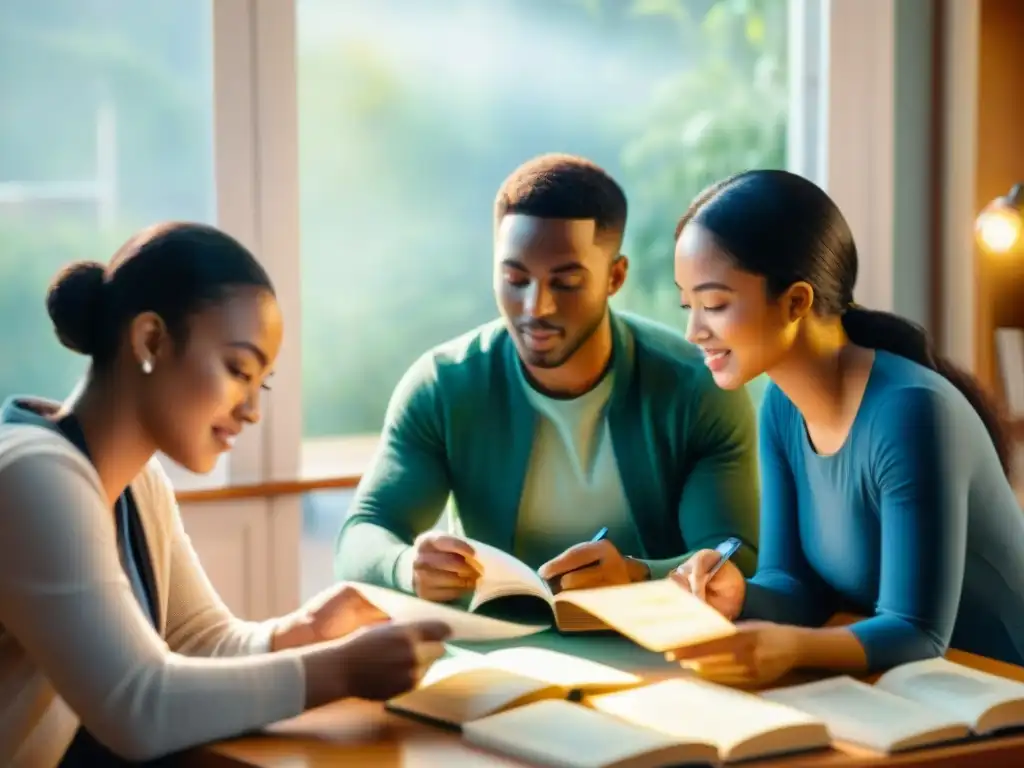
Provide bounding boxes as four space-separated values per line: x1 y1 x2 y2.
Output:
211 0 266 487
252 0 302 487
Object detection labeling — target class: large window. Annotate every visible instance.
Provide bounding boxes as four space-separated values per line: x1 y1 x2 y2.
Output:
297 0 787 441
0 0 914 615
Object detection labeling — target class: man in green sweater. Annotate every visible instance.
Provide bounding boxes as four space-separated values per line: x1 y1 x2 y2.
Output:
334 153 759 603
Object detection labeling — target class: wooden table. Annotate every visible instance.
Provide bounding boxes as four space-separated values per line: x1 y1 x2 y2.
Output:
184 628 1024 768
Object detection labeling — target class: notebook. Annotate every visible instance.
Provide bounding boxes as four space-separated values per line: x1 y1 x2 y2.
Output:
761 657 1024 754
462 678 830 767
386 647 642 727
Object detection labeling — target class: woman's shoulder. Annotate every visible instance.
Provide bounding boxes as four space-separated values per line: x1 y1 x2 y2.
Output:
857 353 974 458
0 422 97 479
0 424 177 518
862 352 962 422
0 425 108 536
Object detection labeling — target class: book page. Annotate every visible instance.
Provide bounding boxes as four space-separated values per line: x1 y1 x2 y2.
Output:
762 676 970 753
421 647 641 692
467 539 553 610
350 582 549 641
419 650 487 687
387 667 560 726
555 579 736 652
876 658 1024 728
588 679 826 759
463 700 713 768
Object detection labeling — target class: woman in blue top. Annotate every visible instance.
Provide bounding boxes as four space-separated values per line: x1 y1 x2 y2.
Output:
668 169 1024 685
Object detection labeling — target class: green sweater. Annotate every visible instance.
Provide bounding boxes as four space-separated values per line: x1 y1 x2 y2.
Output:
334 311 760 590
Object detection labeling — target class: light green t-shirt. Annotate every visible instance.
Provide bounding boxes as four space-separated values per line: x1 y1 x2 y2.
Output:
512 366 645 569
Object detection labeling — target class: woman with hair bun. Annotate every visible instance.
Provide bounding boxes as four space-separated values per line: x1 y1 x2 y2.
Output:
0 222 450 766
667 170 1024 685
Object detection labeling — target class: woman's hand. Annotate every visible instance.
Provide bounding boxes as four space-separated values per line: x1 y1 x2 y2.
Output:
670 548 746 620
273 583 390 651
303 620 452 708
666 621 804 688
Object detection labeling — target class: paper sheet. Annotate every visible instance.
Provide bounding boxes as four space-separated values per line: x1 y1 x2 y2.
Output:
352 582 549 641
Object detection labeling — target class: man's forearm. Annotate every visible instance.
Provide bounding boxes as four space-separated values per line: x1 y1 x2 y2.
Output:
334 516 415 591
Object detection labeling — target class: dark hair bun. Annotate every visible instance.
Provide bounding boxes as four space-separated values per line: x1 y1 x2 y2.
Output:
46 261 108 356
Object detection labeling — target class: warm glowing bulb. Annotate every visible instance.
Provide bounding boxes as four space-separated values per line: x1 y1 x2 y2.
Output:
975 205 1023 253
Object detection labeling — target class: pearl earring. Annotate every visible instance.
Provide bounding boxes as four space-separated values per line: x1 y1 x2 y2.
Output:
141 359 153 375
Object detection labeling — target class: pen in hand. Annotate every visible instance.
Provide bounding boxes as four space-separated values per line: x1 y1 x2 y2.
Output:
704 536 742 581
546 526 609 591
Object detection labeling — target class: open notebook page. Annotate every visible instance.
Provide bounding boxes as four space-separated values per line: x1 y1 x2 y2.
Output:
762 676 970 753
557 580 736 652
588 678 829 761
876 658 1024 732
467 539 553 610
351 582 548 641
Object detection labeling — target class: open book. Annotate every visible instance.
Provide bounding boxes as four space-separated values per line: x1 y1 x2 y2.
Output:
761 657 1024 754
465 538 603 628
468 539 736 649
461 678 831 767
386 647 642 727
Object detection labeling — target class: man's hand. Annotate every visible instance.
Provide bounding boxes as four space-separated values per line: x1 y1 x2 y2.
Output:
538 539 648 592
410 532 483 602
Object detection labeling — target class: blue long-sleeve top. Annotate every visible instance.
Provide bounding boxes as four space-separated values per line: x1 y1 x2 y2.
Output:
741 351 1024 672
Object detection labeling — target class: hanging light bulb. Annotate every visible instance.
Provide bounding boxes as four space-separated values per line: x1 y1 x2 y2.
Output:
976 183 1024 254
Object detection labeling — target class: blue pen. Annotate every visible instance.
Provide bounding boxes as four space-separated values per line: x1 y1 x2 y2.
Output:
705 536 742 580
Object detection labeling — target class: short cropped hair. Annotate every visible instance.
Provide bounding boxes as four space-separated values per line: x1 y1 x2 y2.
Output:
493 153 628 249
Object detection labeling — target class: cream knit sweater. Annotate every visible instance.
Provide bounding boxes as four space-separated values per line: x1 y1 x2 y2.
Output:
0 421 306 766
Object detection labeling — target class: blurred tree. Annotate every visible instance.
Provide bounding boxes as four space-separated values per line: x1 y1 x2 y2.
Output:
613 0 788 320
